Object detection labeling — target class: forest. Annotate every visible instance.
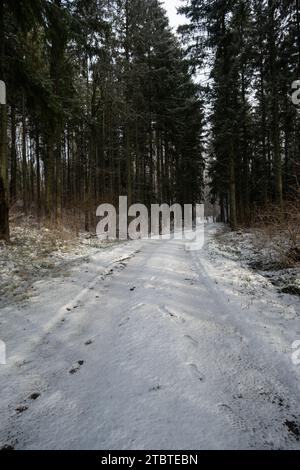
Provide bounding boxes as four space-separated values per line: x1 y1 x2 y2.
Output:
0 0 204 240
1 1 300 239
1 0 300 453
179 0 300 229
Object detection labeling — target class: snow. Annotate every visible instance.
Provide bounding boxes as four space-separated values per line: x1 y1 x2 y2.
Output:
0 224 300 450
0 222 116 307
214 228 300 297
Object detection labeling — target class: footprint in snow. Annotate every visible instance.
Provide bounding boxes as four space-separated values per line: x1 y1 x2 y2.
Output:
160 306 186 324
217 403 248 433
15 404 29 414
218 403 233 412
29 392 41 401
15 392 41 415
69 360 84 375
184 335 199 347
116 263 127 271
16 360 31 368
85 339 93 346
185 278 196 285
66 305 79 312
188 363 205 382
149 384 161 392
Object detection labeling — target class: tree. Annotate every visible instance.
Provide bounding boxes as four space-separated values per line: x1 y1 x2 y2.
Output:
180 0 299 228
0 0 9 240
0 0 205 236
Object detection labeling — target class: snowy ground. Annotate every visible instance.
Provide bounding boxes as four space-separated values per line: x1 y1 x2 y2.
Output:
0 222 116 307
214 228 300 297
0 224 300 450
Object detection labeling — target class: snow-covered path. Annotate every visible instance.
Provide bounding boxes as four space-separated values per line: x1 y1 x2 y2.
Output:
0 225 300 450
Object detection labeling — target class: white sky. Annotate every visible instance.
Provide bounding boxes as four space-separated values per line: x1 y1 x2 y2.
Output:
162 1 210 88
162 0 185 30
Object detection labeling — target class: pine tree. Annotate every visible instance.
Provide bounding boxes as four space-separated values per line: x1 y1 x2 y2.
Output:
180 0 299 228
0 0 205 237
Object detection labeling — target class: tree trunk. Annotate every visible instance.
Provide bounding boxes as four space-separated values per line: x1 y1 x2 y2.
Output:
241 67 250 222
0 103 8 240
268 0 283 209
22 95 28 214
45 138 55 222
259 60 268 206
36 132 41 222
229 141 237 230
0 0 9 240
297 0 300 75
10 105 17 204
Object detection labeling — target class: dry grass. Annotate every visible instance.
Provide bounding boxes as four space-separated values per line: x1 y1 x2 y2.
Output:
0 213 104 306
252 199 300 268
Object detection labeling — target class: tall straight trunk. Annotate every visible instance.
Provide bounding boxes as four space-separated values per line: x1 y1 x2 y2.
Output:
165 139 170 204
45 138 55 221
125 0 132 207
229 141 237 230
36 132 41 222
135 120 140 201
22 95 28 214
126 129 132 206
30 139 34 206
259 61 268 206
297 0 300 75
241 67 250 222
66 129 71 203
10 105 17 203
55 131 62 225
220 194 226 223
0 0 9 240
268 0 283 209
101 109 105 195
156 129 161 203
84 159 90 232
0 104 8 240
296 0 300 195
149 120 154 202
109 120 114 201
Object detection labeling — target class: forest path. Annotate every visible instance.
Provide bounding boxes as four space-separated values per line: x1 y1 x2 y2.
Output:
0 225 300 450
